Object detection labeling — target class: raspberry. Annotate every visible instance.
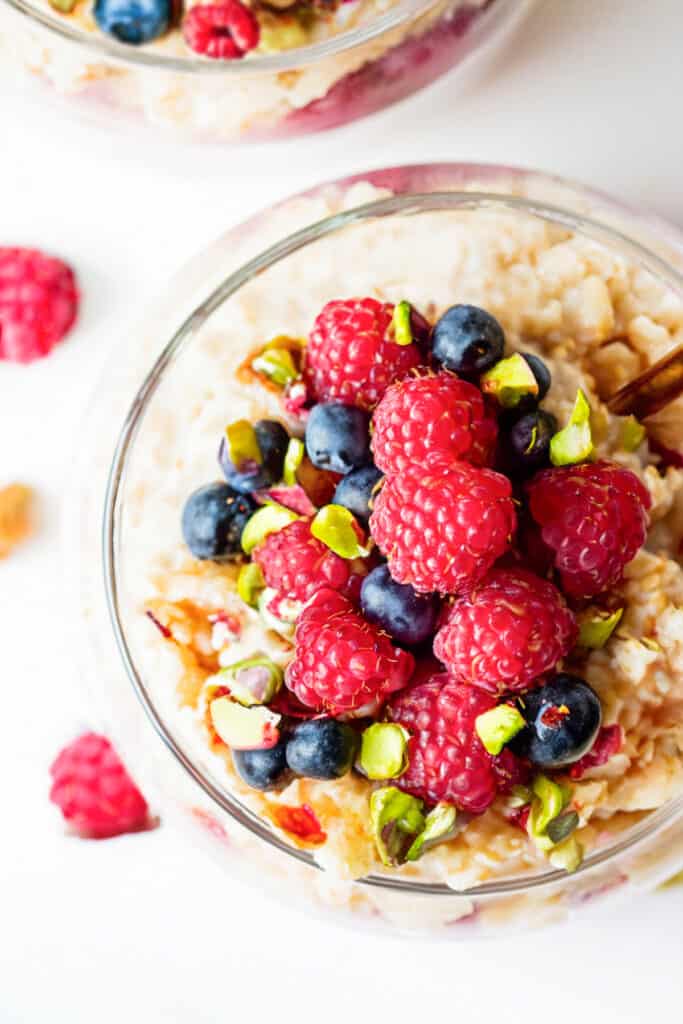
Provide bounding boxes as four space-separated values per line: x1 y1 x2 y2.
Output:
284 588 414 714
304 298 422 410
434 568 577 695
370 463 516 595
49 733 149 839
183 1 260 58
371 371 498 475
526 460 651 599
386 674 499 813
568 724 623 780
253 518 353 603
0 247 78 363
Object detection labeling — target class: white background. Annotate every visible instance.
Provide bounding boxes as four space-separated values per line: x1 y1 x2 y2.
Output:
2 0 683 1020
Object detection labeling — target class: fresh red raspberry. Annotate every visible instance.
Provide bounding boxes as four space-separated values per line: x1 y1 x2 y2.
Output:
183 1 259 58
0 247 78 363
284 588 414 714
304 298 422 410
371 371 498 475
49 733 149 839
568 724 623 779
386 674 499 813
434 568 577 695
253 518 354 603
370 463 516 595
526 460 651 599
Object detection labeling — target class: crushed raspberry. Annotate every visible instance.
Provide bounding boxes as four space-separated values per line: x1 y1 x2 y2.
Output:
371 371 498 475
253 518 355 603
526 460 651 599
370 462 516 594
272 803 326 844
183 1 260 58
568 724 623 779
285 588 414 714
0 247 78 363
255 484 317 517
304 297 422 410
145 609 172 638
49 733 150 839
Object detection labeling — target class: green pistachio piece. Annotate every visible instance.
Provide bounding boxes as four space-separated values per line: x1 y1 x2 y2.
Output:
548 834 584 873
546 809 580 845
241 503 299 554
359 723 409 780
369 786 426 867
391 300 414 347
310 504 370 559
578 607 624 649
210 695 281 750
475 704 526 755
481 353 539 409
528 774 571 844
659 870 683 889
251 348 299 388
237 562 266 608
406 803 458 862
48 0 78 11
550 388 594 466
257 588 298 640
283 437 305 486
506 784 532 809
621 415 646 452
258 13 310 51
219 656 283 707
225 419 262 470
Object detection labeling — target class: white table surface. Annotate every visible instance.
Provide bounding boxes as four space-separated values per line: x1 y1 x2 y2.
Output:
2 0 683 1020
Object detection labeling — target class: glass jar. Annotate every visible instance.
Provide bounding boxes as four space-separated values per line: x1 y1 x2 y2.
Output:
67 163 683 934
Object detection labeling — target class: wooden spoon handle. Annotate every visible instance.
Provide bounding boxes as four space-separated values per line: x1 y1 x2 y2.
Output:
607 343 683 419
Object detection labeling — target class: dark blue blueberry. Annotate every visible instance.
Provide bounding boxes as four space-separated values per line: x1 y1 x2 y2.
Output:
285 719 359 780
522 353 551 403
360 564 440 647
431 304 505 379
305 403 371 475
501 409 557 477
94 0 171 44
181 482 256 562
511 674 602 768
232 737 289 791
332 464 383 524
218 420 289 494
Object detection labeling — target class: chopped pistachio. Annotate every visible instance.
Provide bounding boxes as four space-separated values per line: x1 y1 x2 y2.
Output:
548 835 584 873
578 607 624 649
475 704 526 755
506 784 532 809
641 637 661 652
258 12 310 51
48 0 78 10
659 870 683 890
241 503 299 554
391 300 414 347
283 437 305 486
219 655 283 706
225 419 262 471
369 787 425 867
528 774 570 843
251 348 299 387
359 723 409 780
210 696 281 750
237 562 266 608
310 504 370 559
546 810 580 844
481 353 539 409
406 803 458 862
621 415 646 452
550 388 594 466
257 588 298 640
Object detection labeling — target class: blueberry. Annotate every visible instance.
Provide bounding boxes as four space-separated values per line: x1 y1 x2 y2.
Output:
431 304 505 378
511 674 602 768
232 737 289 791
286 719 359 780
333 464 383 524
501 409 558 477
522 353 551 403
305 403 371 475
218 420 289 494
181 482 256 562
94 0 171 43
360 565 440 647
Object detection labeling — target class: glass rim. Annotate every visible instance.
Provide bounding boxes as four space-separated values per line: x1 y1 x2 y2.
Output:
1 0 488 74
103 187 683 898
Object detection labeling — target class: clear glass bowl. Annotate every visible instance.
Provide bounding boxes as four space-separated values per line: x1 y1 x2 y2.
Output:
67 163 683 935
0 0 531 141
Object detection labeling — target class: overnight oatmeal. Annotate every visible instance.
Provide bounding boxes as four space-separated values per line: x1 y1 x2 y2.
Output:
0 0 527 139
123 191 683 899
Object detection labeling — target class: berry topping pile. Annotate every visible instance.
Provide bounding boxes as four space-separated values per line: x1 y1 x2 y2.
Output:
176 296 654 874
